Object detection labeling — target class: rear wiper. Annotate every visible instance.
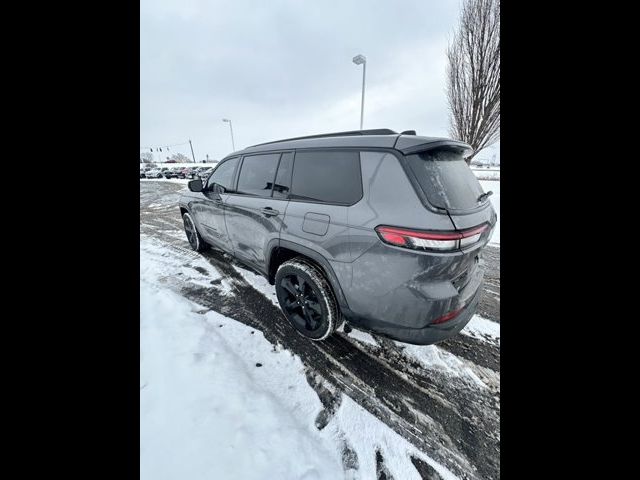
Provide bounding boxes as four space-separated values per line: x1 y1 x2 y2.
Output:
477 191 493 203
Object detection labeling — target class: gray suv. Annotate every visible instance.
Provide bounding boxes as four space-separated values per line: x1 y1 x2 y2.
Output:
178 129 497 345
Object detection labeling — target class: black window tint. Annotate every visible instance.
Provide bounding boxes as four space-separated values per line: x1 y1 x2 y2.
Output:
272 152 293 199
207 157 239 191
237 154 280 196
291 151 362 204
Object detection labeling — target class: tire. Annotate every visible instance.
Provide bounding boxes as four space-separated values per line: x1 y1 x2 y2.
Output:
182 212 208 252
275 258 339 341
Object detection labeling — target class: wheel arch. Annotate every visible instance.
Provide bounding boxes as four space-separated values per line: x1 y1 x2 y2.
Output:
267 240 350 311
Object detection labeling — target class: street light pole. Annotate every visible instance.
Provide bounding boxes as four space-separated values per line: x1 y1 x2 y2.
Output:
222 118 235 151
188 139 196 163
353 54 367 130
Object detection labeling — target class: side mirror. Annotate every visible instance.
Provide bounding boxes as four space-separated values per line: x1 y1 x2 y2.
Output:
188 178 203 192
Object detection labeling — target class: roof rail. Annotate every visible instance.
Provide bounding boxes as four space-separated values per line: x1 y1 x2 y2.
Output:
249 129 398 148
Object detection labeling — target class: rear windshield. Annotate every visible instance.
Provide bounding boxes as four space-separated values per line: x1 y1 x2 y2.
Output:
406 149 485 211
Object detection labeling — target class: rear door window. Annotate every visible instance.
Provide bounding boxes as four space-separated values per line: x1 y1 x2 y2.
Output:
406 149 485 211
290 150 362 204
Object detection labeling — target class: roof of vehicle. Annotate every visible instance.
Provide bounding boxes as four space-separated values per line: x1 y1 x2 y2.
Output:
223 129 473 159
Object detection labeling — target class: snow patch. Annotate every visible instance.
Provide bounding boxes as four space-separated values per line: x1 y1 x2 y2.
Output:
332 396 459 480
141 257 343 479
461 314 500 344
347 328 379 347
394 343 487 389
140 235 233 295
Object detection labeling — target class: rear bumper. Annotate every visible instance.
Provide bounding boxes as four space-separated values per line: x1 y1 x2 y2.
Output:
360 282 481 345
341 242 485 345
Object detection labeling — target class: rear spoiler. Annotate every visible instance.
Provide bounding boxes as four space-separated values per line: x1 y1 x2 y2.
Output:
394 135 474 158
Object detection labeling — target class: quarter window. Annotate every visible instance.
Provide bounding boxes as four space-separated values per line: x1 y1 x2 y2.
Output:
290 150 362 204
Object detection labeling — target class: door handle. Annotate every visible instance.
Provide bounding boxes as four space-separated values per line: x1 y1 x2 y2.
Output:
261 207 280 217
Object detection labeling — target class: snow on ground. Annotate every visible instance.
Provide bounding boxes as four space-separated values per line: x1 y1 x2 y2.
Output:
461 314 500 344
346 328 379 347
140 234 235 294
141 237 459 480
140 283 343 480
141 243 344 480
394 343 487 389
333 396 459 480
479 179 500 246
141 177 189 185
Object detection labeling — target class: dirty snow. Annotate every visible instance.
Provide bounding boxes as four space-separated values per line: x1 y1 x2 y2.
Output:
140 239 460 480
140 234 235 295
346 328 379 347
141 250 344 479
394 343 487 389
461 314 500 344
333 396 459 480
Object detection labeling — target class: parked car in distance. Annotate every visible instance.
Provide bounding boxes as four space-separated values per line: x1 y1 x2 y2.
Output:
194 167 210 178
199 167 214 182
140 166 154 178
163 167 182 179
178 129 497 345
170 167 187 179
145 168 163 179
182 167 199 179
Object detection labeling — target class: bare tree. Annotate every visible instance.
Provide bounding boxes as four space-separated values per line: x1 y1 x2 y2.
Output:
140 152 154 163
447 0 500 164
169 153 191 163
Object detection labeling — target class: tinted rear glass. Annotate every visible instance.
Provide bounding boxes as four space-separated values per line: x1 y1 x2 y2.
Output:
406 149 484 211
291 151 362 204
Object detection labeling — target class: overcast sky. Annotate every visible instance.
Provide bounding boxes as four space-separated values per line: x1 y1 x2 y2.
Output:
140 0 499 163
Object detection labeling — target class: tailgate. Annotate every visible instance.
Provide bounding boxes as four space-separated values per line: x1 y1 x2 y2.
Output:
404 147 497 239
